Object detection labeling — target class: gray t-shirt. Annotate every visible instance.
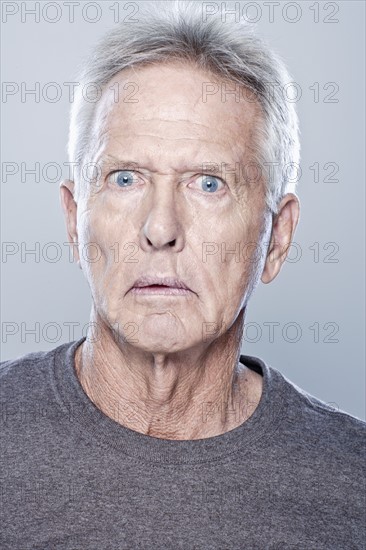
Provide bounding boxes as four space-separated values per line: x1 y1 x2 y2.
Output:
1 337 365 549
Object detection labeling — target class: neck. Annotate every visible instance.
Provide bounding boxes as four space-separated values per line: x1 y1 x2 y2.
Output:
74 307 263 440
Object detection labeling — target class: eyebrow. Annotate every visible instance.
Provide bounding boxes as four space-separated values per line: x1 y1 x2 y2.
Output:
97 154 241 179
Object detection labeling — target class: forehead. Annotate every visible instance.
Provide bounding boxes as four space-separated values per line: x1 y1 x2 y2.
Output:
90 61 262 167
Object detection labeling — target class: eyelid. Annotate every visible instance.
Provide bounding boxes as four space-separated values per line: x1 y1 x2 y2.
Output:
196 173 225 182
106 169 141 185
106 169 227 191
192 173 226 189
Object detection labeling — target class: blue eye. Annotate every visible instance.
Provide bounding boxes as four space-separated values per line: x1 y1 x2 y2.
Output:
110 170 137 187
198 175 222 193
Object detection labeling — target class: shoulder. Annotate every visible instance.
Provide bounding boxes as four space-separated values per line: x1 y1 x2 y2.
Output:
244 353 366 463
0 341 74 401
279 371 366 462
1 348 52 389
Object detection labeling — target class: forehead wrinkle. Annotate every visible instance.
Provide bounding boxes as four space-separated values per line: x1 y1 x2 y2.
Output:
104 131 241 155
94 96 258 154
103 115 251 138
91 106 258 177
116 133 225 143
101 126 249 151
98 90 256 130
128 117 213 130
106 139 248 169
94 132 253 179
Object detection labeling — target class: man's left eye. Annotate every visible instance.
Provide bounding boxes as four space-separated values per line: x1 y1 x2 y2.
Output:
195 175 224 193
108 170 138 187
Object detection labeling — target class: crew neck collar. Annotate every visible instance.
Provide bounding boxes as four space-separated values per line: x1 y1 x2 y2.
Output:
51 337 286 464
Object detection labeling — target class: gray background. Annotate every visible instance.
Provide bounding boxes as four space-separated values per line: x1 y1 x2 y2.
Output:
1 1 365 420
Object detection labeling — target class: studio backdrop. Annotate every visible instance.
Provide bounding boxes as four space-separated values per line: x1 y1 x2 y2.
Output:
1 0 365 420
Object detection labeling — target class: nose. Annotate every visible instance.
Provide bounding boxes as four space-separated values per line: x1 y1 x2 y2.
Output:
139 180 185 252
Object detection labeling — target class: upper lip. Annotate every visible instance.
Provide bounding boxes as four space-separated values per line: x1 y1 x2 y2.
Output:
131 275 191 291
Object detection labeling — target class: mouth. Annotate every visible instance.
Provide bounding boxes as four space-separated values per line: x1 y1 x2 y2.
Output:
130 286 192 296
129 276 193 296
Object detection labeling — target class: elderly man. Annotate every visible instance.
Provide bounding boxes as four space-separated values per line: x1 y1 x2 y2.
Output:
1 1 365 548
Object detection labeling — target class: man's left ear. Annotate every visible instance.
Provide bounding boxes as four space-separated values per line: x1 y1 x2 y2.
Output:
261 193 300 284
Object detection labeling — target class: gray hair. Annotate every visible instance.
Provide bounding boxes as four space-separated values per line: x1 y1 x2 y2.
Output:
68 0 300 214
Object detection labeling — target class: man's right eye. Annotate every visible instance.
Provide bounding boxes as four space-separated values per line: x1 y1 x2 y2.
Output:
108 170 138 188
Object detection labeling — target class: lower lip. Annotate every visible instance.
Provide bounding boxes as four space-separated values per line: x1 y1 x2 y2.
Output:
131 285 192 296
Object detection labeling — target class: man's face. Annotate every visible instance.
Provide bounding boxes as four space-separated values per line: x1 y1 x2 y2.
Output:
73 62 270 353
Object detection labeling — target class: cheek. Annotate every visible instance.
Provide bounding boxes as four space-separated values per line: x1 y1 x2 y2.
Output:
76 212 113 286
204 218 262 296
81 200 129 256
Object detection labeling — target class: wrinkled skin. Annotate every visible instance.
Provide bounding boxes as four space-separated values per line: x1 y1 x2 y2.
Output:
60 61 300 440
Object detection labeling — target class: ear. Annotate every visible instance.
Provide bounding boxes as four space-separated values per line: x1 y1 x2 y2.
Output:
59 180 81 268
261 193 300 284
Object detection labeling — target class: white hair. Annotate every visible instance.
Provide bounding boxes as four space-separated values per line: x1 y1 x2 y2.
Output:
68 0 300 214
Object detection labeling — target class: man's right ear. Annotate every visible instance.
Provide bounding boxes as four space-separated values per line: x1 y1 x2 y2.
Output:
59 180 81 268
